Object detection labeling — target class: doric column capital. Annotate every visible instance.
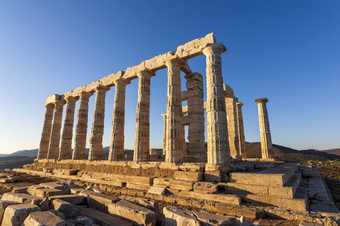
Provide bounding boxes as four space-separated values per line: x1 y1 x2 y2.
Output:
95 85 110 92
202 43 227 56
44 103 55 109
137 69 155 78
79 91 93 99
113 78 129 86
64 95 78 103
164 56 185 68
236 102 244 107
255 98 269 104
53 100 66 107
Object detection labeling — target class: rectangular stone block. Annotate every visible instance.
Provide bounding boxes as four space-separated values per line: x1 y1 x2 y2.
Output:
48 194 84 205
108 200 157 226
50 199 83 219
82 207 132 226
33 188 65 198
86 192 119 213
193 182 217 194
39 182 65 190
178 191 241 206
204 171 221 182
173 171 203 182
153 178 170 188
148 186 166 195
126 183 151 191
169 180 193 191
0 200 19 223
1 193 42 204
2 204 40 226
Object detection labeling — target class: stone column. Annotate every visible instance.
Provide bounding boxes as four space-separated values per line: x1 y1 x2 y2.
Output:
72 92 93 160
89 85 110 160
255 98 274 159
185 72 205 162
47 100 66 159
225 96 241 160
37 104 54 159
108 78 129 161
202 43 230 166
59 96 78 160
161 114 167 156
236 101 246 159
133 70 155 162
164 57 184 164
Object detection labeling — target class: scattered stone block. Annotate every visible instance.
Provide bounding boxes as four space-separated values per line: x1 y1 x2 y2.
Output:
40 182 65 190
153 178 170 188
12 186 29 193
2 204 40 226
163 206 199 226
22 210 65 226
33 188 65 198
169 179 193 191
148 186 166 195
193 182 217 194
108 200 157 226
49 194 84 205
173 171 203 181
86 192 119 213
126 183 151 191
193 211 240 225
1 192 42 204
82 207 132 226
178 191 241 206
50 199 83 219
0 200 19 223
119 195 160 213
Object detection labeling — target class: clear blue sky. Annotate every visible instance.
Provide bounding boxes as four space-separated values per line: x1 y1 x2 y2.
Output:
0 0 339 154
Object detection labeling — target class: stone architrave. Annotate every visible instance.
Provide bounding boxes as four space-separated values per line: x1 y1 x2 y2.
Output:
59 96 78 160
202 43 230 166
47 100 66 159
225 96 241 160
236 101 246 159
72 92 93 160
37 104 55 159
108 79 129 161
164 57 185 164
89 85 110 161
185 72 205 162
161 114 167 156
133 70 155 162
255 98 274 159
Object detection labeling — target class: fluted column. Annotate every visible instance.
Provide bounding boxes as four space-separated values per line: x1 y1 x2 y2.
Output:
165 57 184 164
89 85 110 160
203 43 230 166
47 100 66 159
161 114 167 156
72 92 93 160
108 79 129 161
59 96 78 160
37 104 55 159
236 101 246 159
255 98 274 159
133 70 155 162
225 96 241 160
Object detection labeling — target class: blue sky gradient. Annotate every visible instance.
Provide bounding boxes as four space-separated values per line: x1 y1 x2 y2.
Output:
0 0 339 154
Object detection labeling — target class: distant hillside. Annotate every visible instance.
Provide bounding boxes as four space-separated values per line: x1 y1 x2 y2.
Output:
322 148 340 157
246 142 340 161
0 156 35 169
10 149 38 157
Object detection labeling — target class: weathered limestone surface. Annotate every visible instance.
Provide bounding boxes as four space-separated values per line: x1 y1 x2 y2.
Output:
0 200 19 223
255 98 274 159
133 70 155 162
109 79 129 161
2 204 40 226
89 85 110 160
73 92 93 160
82 207 133 226
184 72 205 162
225 96 241 160
202 43 230 166
1 193 41 204
163 206 199 226
22 211 65 226
59 96 78 160
37 104 54 159
47 100 66 159
161 114 167 156
165 57 185 164
236 101 247 159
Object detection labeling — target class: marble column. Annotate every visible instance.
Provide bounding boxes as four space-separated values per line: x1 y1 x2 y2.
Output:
161 114 167 156
164 57 184 164
108 79 129 161
225 96 241 160
59 96 78 160
72 92 93 160
47 100 66 159
89 85 110 160
133 70 155 162
202 43 230 166
37 104 55 159
185 72 205 162
255 98 274 159
236 101 246 159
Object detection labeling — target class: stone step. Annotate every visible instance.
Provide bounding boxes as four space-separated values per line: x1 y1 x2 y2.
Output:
243 180 308 211
229 163 297 186
224 172 302 199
